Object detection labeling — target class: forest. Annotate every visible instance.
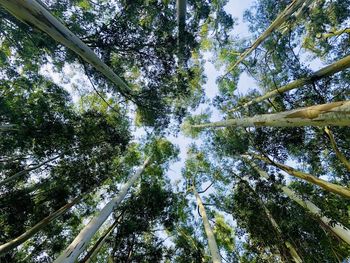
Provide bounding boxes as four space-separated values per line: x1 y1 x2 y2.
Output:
0 0 349 262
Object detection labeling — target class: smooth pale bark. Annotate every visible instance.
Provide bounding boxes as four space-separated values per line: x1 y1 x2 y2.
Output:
249 153 350 198
0 196 81 255
193 187 222 263
280 0 315 35
324 126 350 172
229 55 350 111
0 0 131 97
0 155 60 186
281 187 350 245
222 0 307 76
54 158 151 263
193 101 350 129
241 178 302 263
317 28 350 39
80 220 119 263
243 157 350 245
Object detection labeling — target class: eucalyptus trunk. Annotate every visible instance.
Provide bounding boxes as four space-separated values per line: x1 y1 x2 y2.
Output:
0 155 60 186
243 157 350 245
0 196 81 255
222 0 308 76
193 186 222 263
54 157 151 263
280 0 315 35
0 0 131 98
317 28 350 39
324 126 350 172
229 55 350 111
249 153 350 198
80 220 119 263
193 101 350 129
241 178 302 263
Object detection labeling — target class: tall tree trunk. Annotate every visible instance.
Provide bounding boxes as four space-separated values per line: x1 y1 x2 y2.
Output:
280 0 315 35
193 186 222 263
324 126 350 172
79 220 119 263
317 28 350 39
240 178 302 263
248 153 350 198
54 157 151 263
0 196 82 256
243 157 350 245
222 0 308 76
0 155 60 186
0 0 131 98
229 55 350 111
192 101 350 129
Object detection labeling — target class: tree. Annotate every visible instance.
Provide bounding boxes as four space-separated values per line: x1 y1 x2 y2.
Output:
54 157 151 263
323 126 350 172
0 0 132 99
54 138 178 262
239 177 302 263
0 0 233 127
0 196 82 256
222 0 310 76
247 153 350 198
182 146 228 263
193 186 222 263
229 55 350 111
244 157 350 246
191 101 350 129
1 0 350 261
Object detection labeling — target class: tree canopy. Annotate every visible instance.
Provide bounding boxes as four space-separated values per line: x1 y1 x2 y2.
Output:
0 0 349 262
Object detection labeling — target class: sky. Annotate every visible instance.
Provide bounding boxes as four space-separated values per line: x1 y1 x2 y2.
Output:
165 0 256 186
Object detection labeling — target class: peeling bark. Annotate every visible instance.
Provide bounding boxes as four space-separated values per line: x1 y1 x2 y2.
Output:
280 0 315 35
